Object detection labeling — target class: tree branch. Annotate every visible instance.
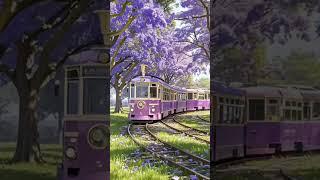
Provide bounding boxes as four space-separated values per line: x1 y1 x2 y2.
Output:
33 0 91 87
28 1 76 40
174 14 207 21
0 0 47 32
107 16 136 37
111 36 127 69
0 63 14 79
112 55 131 71
110 1 131 18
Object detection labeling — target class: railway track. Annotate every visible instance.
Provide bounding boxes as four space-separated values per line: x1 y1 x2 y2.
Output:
128 123 210 180
161 117 210 144
213 154 309 180
195 115 210 123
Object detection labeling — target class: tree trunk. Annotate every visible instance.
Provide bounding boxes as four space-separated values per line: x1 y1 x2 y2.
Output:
114 87 122 113
13 86 43 163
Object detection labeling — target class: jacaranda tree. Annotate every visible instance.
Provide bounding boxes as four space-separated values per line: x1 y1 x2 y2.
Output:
110 0 175 113
0 0 107 162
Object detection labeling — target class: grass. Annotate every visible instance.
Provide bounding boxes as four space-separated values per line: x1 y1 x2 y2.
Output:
183 110 210 121
215 154 320 180
176 116 210 133
0 143 62 180
155 131 209 159
110 113 173 180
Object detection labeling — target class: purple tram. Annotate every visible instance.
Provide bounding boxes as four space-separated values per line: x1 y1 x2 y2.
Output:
212 83 320 162
57 63 108 180
212 81 246 161
128 75 210 122
186 89 210 111
242 86 283 155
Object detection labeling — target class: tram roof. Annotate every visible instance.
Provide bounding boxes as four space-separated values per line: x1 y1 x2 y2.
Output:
131 76 187 93
278 87 303 100
299 89 320 101
241 86 282 98
64 62 107 69
186 88 209 93
212 81 245 96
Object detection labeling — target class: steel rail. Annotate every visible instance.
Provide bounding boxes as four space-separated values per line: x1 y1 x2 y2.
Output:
127 123 210 180
172 116 209 135
195 115 210 123
161 118 210 144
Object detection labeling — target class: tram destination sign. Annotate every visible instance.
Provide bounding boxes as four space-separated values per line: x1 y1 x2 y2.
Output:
83 66 107 77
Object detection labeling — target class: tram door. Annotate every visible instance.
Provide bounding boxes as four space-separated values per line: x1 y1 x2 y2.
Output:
58 63 108 180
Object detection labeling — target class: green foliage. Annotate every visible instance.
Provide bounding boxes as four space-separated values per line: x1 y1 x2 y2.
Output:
192 76 210 89
156 132 209 159
214 43 269 84
174 74 194 88
0 143 61 180
156 0 176 13
282 51 320 87
110 113 172 179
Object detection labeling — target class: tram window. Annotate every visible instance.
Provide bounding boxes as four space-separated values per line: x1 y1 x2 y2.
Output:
298 111 302 120
150 86 157 98
269 99 278 104
223 105 228 123
199 94 205 100
188 93 193 100
219 105 224 123
304 105 311 120
219 97 224 103
67 69 79 79
285 101 290 107
313 102 320 119
158 89 161 99
284 109 291 120
83 79 106 114
130 84 135 98
136 83 148 98
267 105 279 121
292 101 297 107
226 98 229 104
193 93 197 99
231 99 234 104
292 110 297 121
298 102 302 107
249 99 265 121
235 99 240 105
67 81 79 114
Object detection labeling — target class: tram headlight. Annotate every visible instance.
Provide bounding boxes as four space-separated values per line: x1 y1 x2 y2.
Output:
65 147 77 160
151 108 155 112
88 124 108 149
130 108 134 112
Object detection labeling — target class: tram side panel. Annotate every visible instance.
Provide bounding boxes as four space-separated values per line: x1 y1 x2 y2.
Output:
162 101 173 118
187 100 198 111
200 100 210 110
215 125 245 161
305 122 320 150
280 122 304 152
214 96 245 161
177 100 187 112
246 122 280 155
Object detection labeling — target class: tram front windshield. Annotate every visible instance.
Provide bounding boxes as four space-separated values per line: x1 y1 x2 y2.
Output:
83 79 106 114
136 83 148 98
